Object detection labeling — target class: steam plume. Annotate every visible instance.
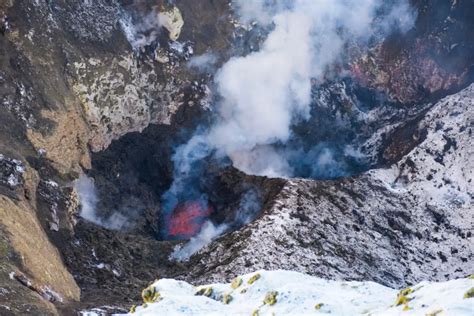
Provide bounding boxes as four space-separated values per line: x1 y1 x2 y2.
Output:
74 175 130 230
211 0 415 177
119 5 164 50
161 0 416 238
171 0 416 179
187 52 218 73
170 221 228 261
170 188 261 260
74 175 99 223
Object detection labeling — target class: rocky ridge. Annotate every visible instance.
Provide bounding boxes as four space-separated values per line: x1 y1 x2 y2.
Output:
184 85 473 288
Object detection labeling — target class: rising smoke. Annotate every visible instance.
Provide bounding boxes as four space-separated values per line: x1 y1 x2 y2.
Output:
212 0 415 177
161 0 416 246
78 0 417 248
74 175 131 230
187 52 218 73
233 188 262 226
170 221 228 261
74 175 99 223
172 0 416 178
170 187 261 261
119 4 164 50
73 1 417 255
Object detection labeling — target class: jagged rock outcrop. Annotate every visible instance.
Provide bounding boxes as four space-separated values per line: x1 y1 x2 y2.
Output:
0 0 232 313
0 161 80 315
184 85 473 288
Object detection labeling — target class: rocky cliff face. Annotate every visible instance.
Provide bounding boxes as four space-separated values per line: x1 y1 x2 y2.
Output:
0 0 233 313
0 0 472 315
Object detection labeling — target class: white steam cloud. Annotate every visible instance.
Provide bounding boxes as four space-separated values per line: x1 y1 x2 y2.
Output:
119 5 164 50
74 175 99 222
74 175 130 230
234 188 262 225
172 0 416 178
169 188 261 260
187 52 218 73
170 221 228 261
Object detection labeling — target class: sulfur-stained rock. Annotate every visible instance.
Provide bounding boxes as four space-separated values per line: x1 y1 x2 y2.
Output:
223 293 233 304
464 288 474 299
158 7 184 41
142 285 161 303
195 286 213 297
231 277 243 289
247 273 261 285
263 291 278 306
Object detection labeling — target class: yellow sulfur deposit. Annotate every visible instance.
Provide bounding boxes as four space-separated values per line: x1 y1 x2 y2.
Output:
223 293 233 304
402 304 412 311
195 286 213 297
394 287 414 306
231 277 243 289
158 7 184 41
248 273 261 285
142 285 161 303
263 291 278 306
426 309 443 316
464 287 474 299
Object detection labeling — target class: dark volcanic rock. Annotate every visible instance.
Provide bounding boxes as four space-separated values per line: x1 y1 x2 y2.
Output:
0 154 24 197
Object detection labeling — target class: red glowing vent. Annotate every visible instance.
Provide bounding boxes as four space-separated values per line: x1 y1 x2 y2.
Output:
168 201 212 239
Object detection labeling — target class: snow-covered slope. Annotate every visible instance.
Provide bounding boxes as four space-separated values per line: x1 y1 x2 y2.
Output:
179 85 473 288
123 270 474 316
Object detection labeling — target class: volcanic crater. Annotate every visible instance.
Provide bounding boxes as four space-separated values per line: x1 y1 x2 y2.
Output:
0 0 472 315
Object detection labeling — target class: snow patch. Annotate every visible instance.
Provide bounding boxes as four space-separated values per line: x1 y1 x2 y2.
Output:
120 270 474 316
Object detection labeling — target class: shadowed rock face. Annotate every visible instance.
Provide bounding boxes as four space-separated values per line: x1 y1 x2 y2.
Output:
352 0 474 103
0 0 472 314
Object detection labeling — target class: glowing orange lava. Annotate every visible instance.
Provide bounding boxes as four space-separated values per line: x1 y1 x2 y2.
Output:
168 201 212 239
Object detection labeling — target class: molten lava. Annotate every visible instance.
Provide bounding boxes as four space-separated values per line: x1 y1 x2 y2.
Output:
168 201 212 239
